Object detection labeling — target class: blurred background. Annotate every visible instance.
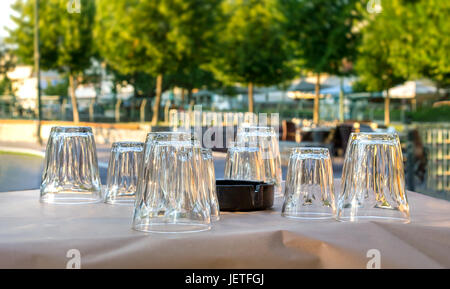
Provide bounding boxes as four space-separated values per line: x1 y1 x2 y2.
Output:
0 0 448 199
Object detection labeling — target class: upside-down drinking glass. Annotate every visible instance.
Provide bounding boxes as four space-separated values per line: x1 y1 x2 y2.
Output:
224 142 265 182
282 147 335 219
236 125 282 196
337 132 410 222
132 132 211 233
40 126 102 204
201 148 220 221
104 142 144 205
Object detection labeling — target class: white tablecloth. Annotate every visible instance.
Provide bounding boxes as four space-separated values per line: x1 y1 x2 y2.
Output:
0 183 449 269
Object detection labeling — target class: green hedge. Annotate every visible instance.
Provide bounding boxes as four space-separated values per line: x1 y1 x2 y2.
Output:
408 106 450 122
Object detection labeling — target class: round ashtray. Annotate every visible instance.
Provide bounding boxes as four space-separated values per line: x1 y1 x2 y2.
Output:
216 179 274 211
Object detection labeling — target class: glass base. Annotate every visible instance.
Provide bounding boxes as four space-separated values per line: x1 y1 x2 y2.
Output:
105 198 135 206
274 192 284 199
337 215 410 223
40 195 102 205
211 215 220 222
133 222 211 234
282 212 335 220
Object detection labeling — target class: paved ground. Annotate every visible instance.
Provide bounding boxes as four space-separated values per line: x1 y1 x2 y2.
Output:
0 140 344 192
0 153 43 191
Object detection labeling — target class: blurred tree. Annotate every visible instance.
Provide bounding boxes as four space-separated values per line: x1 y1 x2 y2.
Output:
385 0 450 89
8 0 96 123
207 0 296 113
355 0 449 125
0 79 12 96
169 66 222 104
281 0 362 123
168 0 223 104
0 43 15 95
351 80 369 93
43 78 69 98
109 69 156 99
95 0 222 125
354 1 405 125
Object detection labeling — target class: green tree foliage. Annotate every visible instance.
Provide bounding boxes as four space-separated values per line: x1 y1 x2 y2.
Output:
354 11 404 92
0 78 13 96
355 0 450 124
208 0 295 112
43 79 69 98
355 0 405 125
109 69 156 99
0 43 15 95
168 0 223 103
384 0 450 87
8 0 96 122
409 106 450 123
282 0 362 123
283 0 361 75
95 0 222 124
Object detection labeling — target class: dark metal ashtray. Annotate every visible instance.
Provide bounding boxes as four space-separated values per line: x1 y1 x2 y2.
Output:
216 180 274 211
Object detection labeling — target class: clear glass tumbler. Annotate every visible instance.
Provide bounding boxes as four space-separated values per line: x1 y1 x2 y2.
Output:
236 125 282 196
282 147 335 219
337 133 410 222
40 126 102 204
201 148 220 221
104 142 144 205
132 133 211 233
224 142 265 182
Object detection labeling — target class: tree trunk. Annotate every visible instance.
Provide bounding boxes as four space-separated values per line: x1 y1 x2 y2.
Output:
384 89 390 126
69 74 79 123
181 88 185 104
151 74 163 126
248 82 254 113
187 88 193 104
339 77 344 122
34 0 42 143
140 98 147 123
313 73 321 124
